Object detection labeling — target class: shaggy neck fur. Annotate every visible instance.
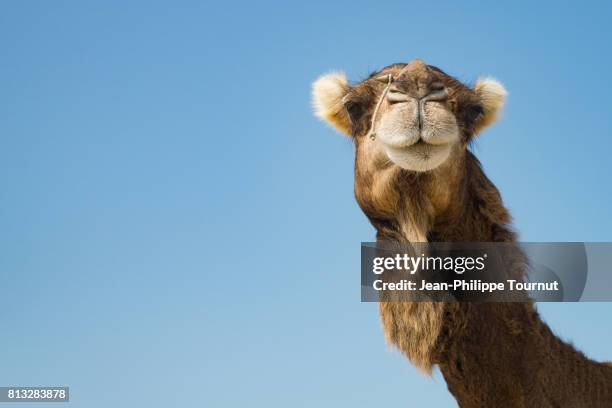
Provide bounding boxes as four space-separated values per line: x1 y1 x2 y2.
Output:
361 151 612 407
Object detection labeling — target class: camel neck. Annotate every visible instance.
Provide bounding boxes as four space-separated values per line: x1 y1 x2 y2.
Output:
438 303 612 407
375 153 612 406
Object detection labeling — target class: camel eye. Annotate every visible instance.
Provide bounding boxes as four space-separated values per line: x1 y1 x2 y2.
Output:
465 104 484 124
345 100 363 122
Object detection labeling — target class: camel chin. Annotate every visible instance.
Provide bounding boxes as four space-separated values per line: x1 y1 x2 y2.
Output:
382 142 453 172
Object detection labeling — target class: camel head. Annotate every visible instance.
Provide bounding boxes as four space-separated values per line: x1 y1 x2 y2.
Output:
312 59 506 173
312 60 507 229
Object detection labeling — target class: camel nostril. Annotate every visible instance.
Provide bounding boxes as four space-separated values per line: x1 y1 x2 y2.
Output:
387 87 411 104
423 87 448 102
429 82 445 92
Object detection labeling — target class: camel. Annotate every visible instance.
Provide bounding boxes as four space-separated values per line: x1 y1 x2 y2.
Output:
312 59 612 407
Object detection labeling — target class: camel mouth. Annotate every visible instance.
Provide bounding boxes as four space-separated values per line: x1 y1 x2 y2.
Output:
374 103 460 172
411 139 439 148
383 141 452 172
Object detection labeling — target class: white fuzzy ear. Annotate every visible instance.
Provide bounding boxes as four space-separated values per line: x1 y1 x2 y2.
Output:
474 77 507 134
312 72 351 135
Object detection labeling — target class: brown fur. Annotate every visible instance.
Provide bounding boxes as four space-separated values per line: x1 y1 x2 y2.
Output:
313 60 612 406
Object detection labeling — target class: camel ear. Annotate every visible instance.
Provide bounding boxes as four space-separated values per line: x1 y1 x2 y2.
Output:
312 72 352 136
473 77 507 134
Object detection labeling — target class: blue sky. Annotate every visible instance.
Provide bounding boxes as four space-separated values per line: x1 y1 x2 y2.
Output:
1 1 611 407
